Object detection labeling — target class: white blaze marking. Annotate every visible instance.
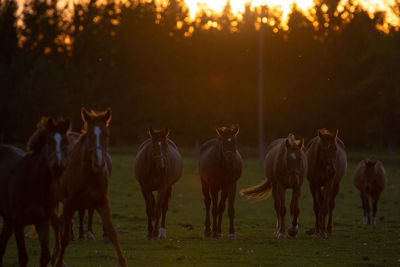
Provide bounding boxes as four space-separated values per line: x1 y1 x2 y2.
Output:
227 137 232 142
158 141 165 168
54 133 62 166
290 152 296 159
94 126 102 166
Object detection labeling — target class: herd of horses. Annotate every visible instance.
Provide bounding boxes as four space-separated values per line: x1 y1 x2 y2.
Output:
0 108 387 267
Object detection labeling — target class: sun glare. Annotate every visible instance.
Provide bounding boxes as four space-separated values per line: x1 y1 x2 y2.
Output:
182 0 399 31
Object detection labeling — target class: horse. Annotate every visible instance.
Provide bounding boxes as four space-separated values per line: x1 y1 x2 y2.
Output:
68 130 112 242
199 125 242 238
134 127 182 240
52 108 127 267
240 134 307 239
0 117 71 267
305 129 347 237
25 131 111 242
353 157 386 226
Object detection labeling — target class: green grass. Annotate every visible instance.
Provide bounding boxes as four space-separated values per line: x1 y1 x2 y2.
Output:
2 149 400 266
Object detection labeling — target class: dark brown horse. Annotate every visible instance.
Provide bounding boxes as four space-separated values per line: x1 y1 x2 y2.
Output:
305 129 347 237
52 108 127 267
199 125 242 238
134 127 182 240
353 157 386 226
0 117 71 267
240 134 307 239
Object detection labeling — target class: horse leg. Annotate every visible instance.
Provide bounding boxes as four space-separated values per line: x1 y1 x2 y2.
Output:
141 188 154 240
0 219 14 265
78 209 85 241
320 182 333 237
272 186 285 239
154 187 169 239
227 182 237 239
309 184 321 236
159 187 172 239
371 192 381 226
50 210 60 265
96 200 127 267
54 202 75 267
35 221 50 267
360 191 370 225
288 186 301 238
217 187 229 238
87 208 97 241
210 186 219 238
14 223 28 267
201 178 212 237
327 183 340 235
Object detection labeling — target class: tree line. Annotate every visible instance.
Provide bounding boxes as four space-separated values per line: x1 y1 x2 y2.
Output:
1 0 400 149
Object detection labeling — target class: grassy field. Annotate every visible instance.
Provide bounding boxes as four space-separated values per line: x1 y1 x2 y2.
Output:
2 148 400 266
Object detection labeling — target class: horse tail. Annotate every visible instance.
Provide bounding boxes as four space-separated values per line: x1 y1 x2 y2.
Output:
240 178 272 201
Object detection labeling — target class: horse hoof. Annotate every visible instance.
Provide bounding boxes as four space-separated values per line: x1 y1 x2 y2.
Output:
288 231 297 238
102 236 111 244
213 233 222 239
87 231 96 241
228 234 236 240
159 228 167 239
305 228 315 235
77 237 85 242
146 236 152 240
288 226 298 238
276 232 285 239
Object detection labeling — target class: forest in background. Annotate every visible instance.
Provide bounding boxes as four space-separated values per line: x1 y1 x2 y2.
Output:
1 0 400 149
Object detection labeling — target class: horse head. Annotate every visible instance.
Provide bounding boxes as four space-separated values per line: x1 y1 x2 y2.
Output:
81 107 111 174
284 135 304 181
216 125 239 164
148 127 169 175
45 117 71 178
364 157 378 175
317 129 338 177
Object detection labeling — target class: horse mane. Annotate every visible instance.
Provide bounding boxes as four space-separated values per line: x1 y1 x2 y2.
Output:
318 128 334 136
27 117 50 152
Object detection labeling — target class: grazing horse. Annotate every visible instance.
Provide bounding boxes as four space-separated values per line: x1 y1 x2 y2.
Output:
240 134 307 239
305 129 347 237
52 108 127 267
353 157 386 226
0 117 71 267
134 127 182 240
199 125 242 238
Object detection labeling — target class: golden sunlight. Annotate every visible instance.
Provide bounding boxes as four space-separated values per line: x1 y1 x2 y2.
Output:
182 0 400 30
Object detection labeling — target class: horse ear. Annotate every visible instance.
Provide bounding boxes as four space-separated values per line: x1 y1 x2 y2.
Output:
149 127 155 137
216 127 224 137
334 129 339 142
298 138 304 149
231 124 239 137
61 118 71 133
81 107 91 123
163 127 170 138
318 129 323 140
104 108 112 126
